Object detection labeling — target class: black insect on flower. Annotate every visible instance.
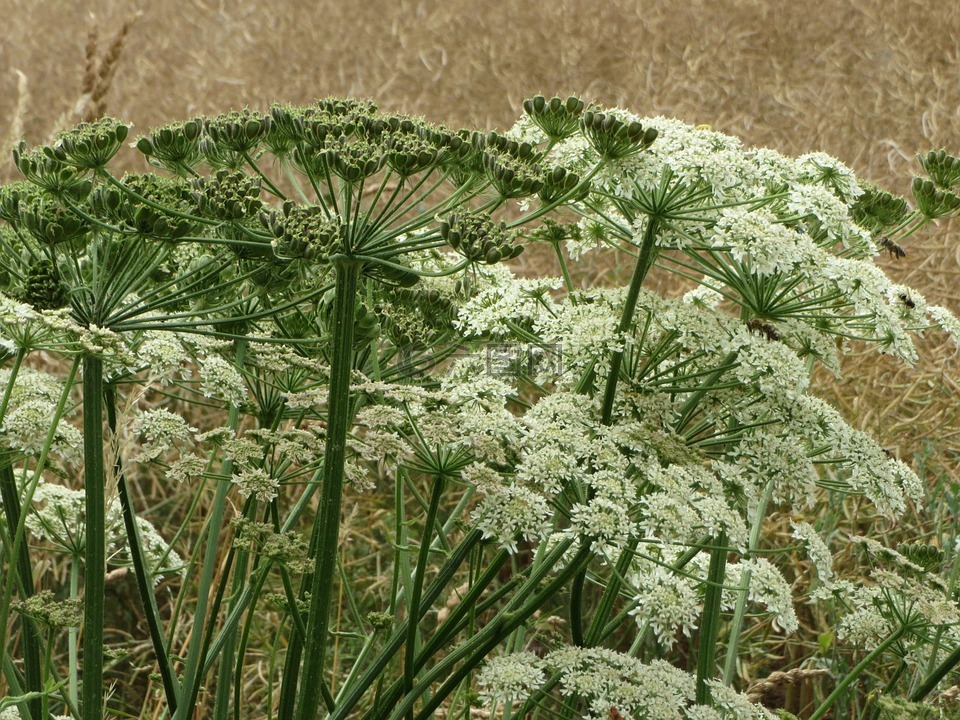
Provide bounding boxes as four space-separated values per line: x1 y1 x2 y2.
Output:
898 293 916 309
878 237 906 259
747 318 780 341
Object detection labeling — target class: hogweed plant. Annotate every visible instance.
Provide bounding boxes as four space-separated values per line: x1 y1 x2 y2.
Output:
0 96 959 720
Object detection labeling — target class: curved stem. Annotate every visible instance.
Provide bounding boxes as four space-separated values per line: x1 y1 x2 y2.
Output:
173 340 247 720
911 631 960 703
0 462 42 720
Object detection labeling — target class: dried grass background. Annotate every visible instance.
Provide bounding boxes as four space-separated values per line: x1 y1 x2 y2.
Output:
2 0 960 520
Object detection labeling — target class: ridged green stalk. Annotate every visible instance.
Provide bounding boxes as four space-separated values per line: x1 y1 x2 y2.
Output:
0 463 42 720
81 355 105 720
696 532 728 705
294 255 362 720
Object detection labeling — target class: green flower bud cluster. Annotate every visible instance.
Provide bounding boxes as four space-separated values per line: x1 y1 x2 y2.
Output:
317 290 381 348
897 542 944 572
917 149 960 190
579 110 658 160
19 197 90 247
912 177 960 219
522 95 585 141
260 201 343 260
12 142 91 200
326 139 387 183
440 211 524 264
316 96 378 116
352 302 381 348
538 165 589 204
14 590 83 629
205 108 270 155
21 258 68 310
0 182 41 225
851 181 909 234
384 132 440 177
90 174 198 241
480 132 544 199
377 285 457 346
51 117 129 170
135 118 204 175
191 169 263 222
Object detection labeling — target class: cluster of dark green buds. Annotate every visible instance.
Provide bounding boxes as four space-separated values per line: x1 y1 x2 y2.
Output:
326 139 387 183
0 182 41 225
12 143 92 200
522 95 585 141
49 117 130 170
90 174 198 241
204 108 271 156
317 290 381 348
897 542 944 573
912 177 960 219
352 302 381 348
439 211 524 264
579 110 657 160
135 119 204 175
480 132 544 199
19 198 90 247
851 181 909 234
917 149 960 190
191 170 263 222
538 165 589 204
21 258 68 310
378 285 457 347
260 201 343 260
384 133 441 177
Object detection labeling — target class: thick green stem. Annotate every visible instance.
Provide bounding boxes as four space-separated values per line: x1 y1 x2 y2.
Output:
810 626 908 720
294 255 362 720
69 559 79 707
81 355 105 720
0 462 42 720
696 531 728 705
0 357 79 712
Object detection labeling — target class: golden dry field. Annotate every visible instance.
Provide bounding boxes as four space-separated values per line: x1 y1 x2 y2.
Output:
2 0 959 505
3 2 960 716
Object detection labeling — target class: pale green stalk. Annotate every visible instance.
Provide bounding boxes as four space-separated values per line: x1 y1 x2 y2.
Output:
173 340 247 720
721 476 776 685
